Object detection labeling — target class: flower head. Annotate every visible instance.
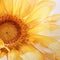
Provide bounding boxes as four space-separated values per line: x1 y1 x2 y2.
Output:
0 0 60 60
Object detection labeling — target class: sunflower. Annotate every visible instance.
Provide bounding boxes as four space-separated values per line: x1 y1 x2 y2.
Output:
0 0 60 60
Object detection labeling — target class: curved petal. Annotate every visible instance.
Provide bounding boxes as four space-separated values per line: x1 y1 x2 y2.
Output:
28 23 49 35
28 34 56 60
43 14 60 36
25 1 55 23
27 14 60 29
20 52 43 60
44 15 60 36
28 22 60 36
28 14 60 42
2 0 13 14
0 39 4 48
30 43 55 60
28 34 57 47
45 15 60 37
0 39 10 52
21 0 43 19
8 50 22 60
13 0 41 19
44 14 60 24
20 44 44 60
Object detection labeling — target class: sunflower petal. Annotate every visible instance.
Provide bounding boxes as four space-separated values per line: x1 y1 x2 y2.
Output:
25 1 55 23
0 1 6 15
28 23 49 35
44 14 60 35
0 39 4 48
49 42 60 60
44 14 60 33
44 14 60 24
43 14 60 38
13 0 39 19
28 34 57 60
20 0 43 19
8 50 22 60
20 52 43 60
27 14 60 28
28 22 60 36
20 0 39 19
20 44 44 60
29 34 57 47
30 42 55 60
28 14 60 36
19 0 30 19
13 0 22 16
3 0 13 14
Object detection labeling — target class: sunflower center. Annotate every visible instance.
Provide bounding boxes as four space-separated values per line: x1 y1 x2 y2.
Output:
0 15 27 45
0 20 20 44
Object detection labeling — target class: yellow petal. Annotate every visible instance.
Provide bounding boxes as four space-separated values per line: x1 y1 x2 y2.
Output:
28 24 49 35
0 39 10 52
0 39 4 48
44 14 60 35
49 42 60 60
45 14 60 31
29 34 57 47
19 0 30 19
13 0 39 19
20 0 39 19
0 55 7 60
0 1 6 15
49 24 60 31
27 34 56 60
25 1 55 23
20 52 44 60
44 14 60 23
3 0 13 14
30 42 55 60
20 0 44 19
13 0 22 16
27 14 60 29
28 22 60 36
8 50 22 60
28 34 57 60
42 14 60 38
28 14 60 31
20 44 44 60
